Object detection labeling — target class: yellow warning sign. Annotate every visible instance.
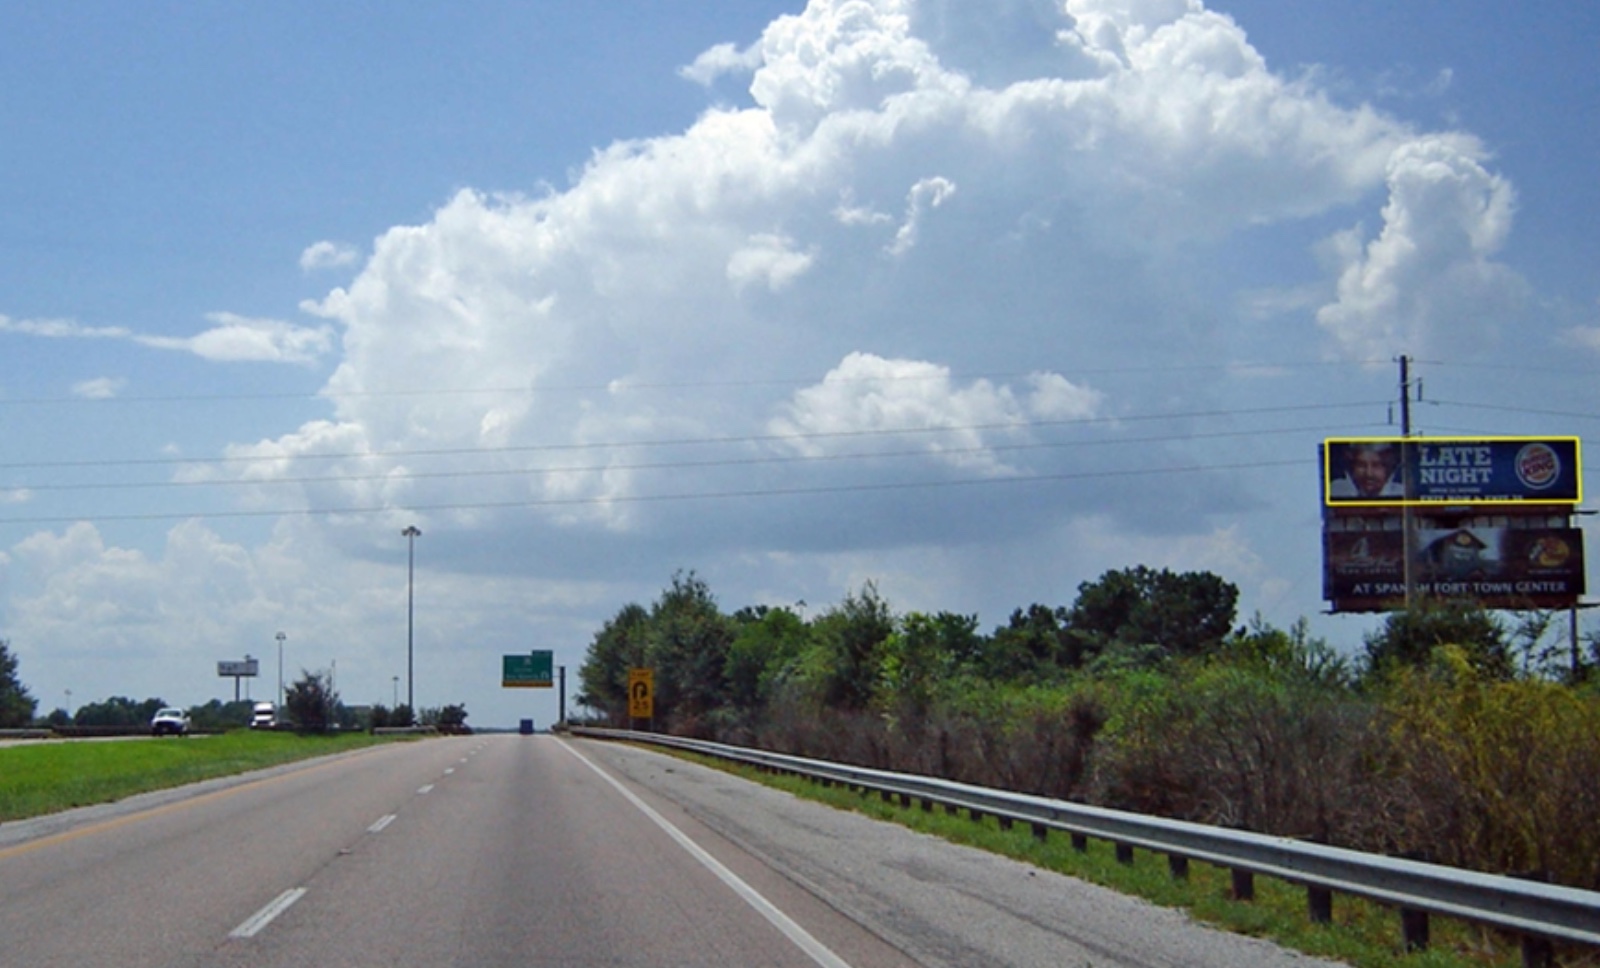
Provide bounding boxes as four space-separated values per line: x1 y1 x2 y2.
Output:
628 668 654 720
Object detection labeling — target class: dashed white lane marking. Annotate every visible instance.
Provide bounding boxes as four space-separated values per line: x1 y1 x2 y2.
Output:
368 814 397 833
444 767 455 775
558 741 853 968
417 784 434 795
230 888 307 938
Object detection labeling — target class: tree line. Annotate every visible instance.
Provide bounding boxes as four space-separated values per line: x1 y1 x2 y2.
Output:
0 647 466 733
577 569 1600 890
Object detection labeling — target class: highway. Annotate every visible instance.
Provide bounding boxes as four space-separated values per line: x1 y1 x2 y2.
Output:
0 735 1346 967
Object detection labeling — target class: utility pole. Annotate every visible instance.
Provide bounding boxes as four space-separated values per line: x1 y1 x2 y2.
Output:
1398 355 1416 609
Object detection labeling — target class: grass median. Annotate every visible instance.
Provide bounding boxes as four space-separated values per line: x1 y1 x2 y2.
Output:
0 731 397 822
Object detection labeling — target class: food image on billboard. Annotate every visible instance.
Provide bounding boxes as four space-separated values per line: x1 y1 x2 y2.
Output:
1324 437 1581 507
1323 524 1585 611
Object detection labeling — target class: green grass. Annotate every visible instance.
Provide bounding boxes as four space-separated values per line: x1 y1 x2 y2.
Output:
671 752 1597 968
0 730 395 822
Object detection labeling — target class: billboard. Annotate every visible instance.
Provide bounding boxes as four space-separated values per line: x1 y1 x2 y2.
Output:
1324 437 1581 507
1323 525 1585 611
218 658 259 677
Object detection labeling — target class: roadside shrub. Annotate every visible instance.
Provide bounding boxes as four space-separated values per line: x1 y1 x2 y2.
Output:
1089 661 1379 843
1377 647 1600 888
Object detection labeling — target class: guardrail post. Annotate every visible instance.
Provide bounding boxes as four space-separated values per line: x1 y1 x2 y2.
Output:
998 816 1014 832
1115 843 1135 865
1514 871 1555 968
1400 907 1429 952
1231 869 1255 901
920 797 934 813
1168 854 1189 881
943 802 959 816
1071 832 1088 853
1307 885 1333 924
969 807 986 823
1395 850 1429 951
1031 822 1049 842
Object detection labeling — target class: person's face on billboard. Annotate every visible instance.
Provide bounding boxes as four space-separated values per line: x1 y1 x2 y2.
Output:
1346 446 1396 497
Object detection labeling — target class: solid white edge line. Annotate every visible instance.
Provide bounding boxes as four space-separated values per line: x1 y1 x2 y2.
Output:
229 887 307 939
558 739 854 968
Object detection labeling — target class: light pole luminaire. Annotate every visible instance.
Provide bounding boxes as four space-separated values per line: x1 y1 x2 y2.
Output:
403 525 421 713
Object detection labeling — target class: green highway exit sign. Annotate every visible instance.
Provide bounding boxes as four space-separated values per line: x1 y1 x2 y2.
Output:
503 651 554 688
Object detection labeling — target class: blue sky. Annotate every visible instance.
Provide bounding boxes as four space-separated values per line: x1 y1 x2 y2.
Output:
2 0 1596 728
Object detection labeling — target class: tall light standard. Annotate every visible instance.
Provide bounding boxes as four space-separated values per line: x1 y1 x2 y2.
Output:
403 525 421 712
392 675 399 709
276 631 286 711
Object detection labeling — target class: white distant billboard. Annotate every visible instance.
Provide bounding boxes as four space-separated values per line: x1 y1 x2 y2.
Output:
217 659 260 677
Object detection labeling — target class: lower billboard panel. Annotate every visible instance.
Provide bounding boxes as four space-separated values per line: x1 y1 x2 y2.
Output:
1324 525 1584 612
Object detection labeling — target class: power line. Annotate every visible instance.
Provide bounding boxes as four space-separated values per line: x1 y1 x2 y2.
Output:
0 400 1385 472
0 458 1313 527
0 359 1394 408
4 421 1361 494
1427 399 1600 423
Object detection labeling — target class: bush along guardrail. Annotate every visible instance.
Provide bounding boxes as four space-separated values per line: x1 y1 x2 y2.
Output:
569 727 1600 967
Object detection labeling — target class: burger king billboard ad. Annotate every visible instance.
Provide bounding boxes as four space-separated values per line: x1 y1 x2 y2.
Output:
1324 436 1581 507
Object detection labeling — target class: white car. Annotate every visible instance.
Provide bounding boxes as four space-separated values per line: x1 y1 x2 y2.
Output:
151 708 191 736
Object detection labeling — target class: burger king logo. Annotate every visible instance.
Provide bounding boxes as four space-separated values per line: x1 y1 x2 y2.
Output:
1515 443 1560 490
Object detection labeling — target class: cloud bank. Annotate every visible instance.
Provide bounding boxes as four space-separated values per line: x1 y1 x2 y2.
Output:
2 0 1545 724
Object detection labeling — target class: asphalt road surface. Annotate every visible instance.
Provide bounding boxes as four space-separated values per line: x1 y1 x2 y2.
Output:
0 735 1348 967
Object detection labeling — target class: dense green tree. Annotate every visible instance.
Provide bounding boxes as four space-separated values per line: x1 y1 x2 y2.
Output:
725 606 810 711
424 703 469 728
983 604 1075 679
389 703 416 728
75 696 166 727
1066 566 1239 664
803 582 895 711
284 669 339 732
0 640 37 728
577 602 651 721
648 571 734 726
1362 599 1511 682
876 612 980 715
186 699 254 730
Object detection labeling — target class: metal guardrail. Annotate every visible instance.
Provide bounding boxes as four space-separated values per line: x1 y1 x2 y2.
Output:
0 728 52 740
571 727 1600 963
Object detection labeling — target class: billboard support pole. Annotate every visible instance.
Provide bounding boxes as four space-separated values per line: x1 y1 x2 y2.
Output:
1573 607 1582 680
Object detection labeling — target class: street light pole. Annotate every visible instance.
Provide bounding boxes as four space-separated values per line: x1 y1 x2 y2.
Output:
276 631 286 711
403 525 421 713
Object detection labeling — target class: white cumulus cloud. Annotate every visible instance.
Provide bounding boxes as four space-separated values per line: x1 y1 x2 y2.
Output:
300 240 361 272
